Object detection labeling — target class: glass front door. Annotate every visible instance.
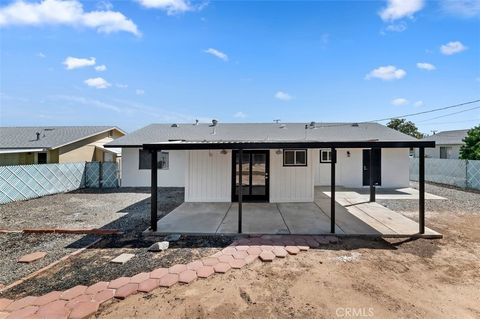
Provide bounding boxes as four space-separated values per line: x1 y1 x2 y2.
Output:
232 150 269 202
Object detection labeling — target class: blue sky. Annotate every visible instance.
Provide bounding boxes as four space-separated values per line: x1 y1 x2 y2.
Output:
0 0 479 134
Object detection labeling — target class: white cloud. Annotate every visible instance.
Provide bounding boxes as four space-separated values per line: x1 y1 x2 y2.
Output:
385 23 407 32
116 83 128 88
63 56 96 70
440 41 467 55
413 100 424 107
137 0 192 15
234 111 246 118
379 0 424 21
391 98 409 106
416 62 436 71
136 89 145 95
36 52 46 58
441 0 480 18
84 77 111 89
95 64 107 72
0 0 140 36
204 48 228 61
274 91 292 101
365 65 406 81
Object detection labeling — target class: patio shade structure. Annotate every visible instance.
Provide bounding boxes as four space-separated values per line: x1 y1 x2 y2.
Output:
145 140 434 235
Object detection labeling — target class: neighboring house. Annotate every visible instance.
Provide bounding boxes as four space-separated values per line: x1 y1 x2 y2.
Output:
415 129 468 159
0 126 125 166
106 122 432 203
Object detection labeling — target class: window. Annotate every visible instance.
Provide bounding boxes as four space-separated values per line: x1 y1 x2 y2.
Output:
320 149 332 163
283 149 307 166
139 150 169 170
439 147 452 159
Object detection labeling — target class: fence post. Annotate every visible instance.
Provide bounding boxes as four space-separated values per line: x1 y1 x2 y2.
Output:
84 161 88 188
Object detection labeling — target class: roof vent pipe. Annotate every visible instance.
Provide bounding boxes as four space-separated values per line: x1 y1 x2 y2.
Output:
211 119 218 126
36 132 40 140
309 121 316 128
195 119 199 125
171 124 178 127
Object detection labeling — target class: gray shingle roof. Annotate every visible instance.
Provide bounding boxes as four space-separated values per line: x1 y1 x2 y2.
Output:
421 129 468 145
0 126 122 150
106 122 417 147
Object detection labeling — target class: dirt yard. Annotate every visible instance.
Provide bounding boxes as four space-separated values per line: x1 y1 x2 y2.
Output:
96 183 480 319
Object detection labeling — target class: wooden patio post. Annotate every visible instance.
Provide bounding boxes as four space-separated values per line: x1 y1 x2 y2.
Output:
419 147 425 234
150 150 158 232
330 147 336 234
238 149 243 233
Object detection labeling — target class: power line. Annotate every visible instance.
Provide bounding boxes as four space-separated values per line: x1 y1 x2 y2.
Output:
370 99 480 122
416 105 480 123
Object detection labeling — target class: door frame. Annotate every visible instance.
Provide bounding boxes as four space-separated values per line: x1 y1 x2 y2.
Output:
231 150 270 202
362 149 382 186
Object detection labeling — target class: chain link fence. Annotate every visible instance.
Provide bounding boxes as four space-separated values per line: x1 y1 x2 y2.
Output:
410 158 480 190
0 162 119 204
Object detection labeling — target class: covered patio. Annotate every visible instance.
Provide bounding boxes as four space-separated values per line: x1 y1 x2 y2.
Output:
154 187 442 238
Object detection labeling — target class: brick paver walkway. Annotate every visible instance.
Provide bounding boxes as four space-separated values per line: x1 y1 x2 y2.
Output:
0 235 337 319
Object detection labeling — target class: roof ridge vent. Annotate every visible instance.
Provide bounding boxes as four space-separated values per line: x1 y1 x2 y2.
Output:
279 124 286 129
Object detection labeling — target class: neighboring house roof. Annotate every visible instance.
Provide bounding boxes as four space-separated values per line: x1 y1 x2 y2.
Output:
0 126 125 150
106 122 417 147
421 129 469 145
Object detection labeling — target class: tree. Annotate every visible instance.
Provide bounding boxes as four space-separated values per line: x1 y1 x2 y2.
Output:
460 125 480 160
386 118 424 139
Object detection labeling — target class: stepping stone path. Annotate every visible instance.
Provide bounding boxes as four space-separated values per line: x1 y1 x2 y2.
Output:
0 235 338 319
110 253 135 264
17 251 47 263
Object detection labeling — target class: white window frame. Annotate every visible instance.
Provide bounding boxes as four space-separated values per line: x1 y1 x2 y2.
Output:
320 149 332 163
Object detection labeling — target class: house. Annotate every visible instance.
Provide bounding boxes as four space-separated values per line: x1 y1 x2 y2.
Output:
107 122 430 201
0 126 125 166
415 129 468 159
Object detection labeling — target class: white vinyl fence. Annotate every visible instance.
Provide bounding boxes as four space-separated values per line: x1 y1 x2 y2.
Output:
0 162 119 204
410 158 480 190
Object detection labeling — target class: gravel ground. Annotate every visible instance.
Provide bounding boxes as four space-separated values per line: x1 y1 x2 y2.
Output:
378 181 480 219
0 187 185 290
0 187 183 230
0 233 95 287
1 235 235 299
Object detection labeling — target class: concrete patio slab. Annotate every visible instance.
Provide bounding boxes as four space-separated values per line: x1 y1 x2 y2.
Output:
155 202 231 234
277 202 343 234
154 187 442 238
217 203 289 234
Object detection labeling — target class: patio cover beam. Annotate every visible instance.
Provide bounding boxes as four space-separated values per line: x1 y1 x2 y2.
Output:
238 149 243 233
150 150 158 232
330 147 336 234
143 140 435 151
419 147 425 234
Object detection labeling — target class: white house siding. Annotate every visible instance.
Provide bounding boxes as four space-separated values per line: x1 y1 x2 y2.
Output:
185 150 232 202
269 149 317 202
315 148 409 188
121 148 186 187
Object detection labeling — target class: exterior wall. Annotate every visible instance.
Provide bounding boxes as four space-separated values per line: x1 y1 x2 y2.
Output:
185 150 232 202
416 144 462 159
58 129 123 163
0 152 36 165
315 148 409 188
121 148 186 187
269 149 316 202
